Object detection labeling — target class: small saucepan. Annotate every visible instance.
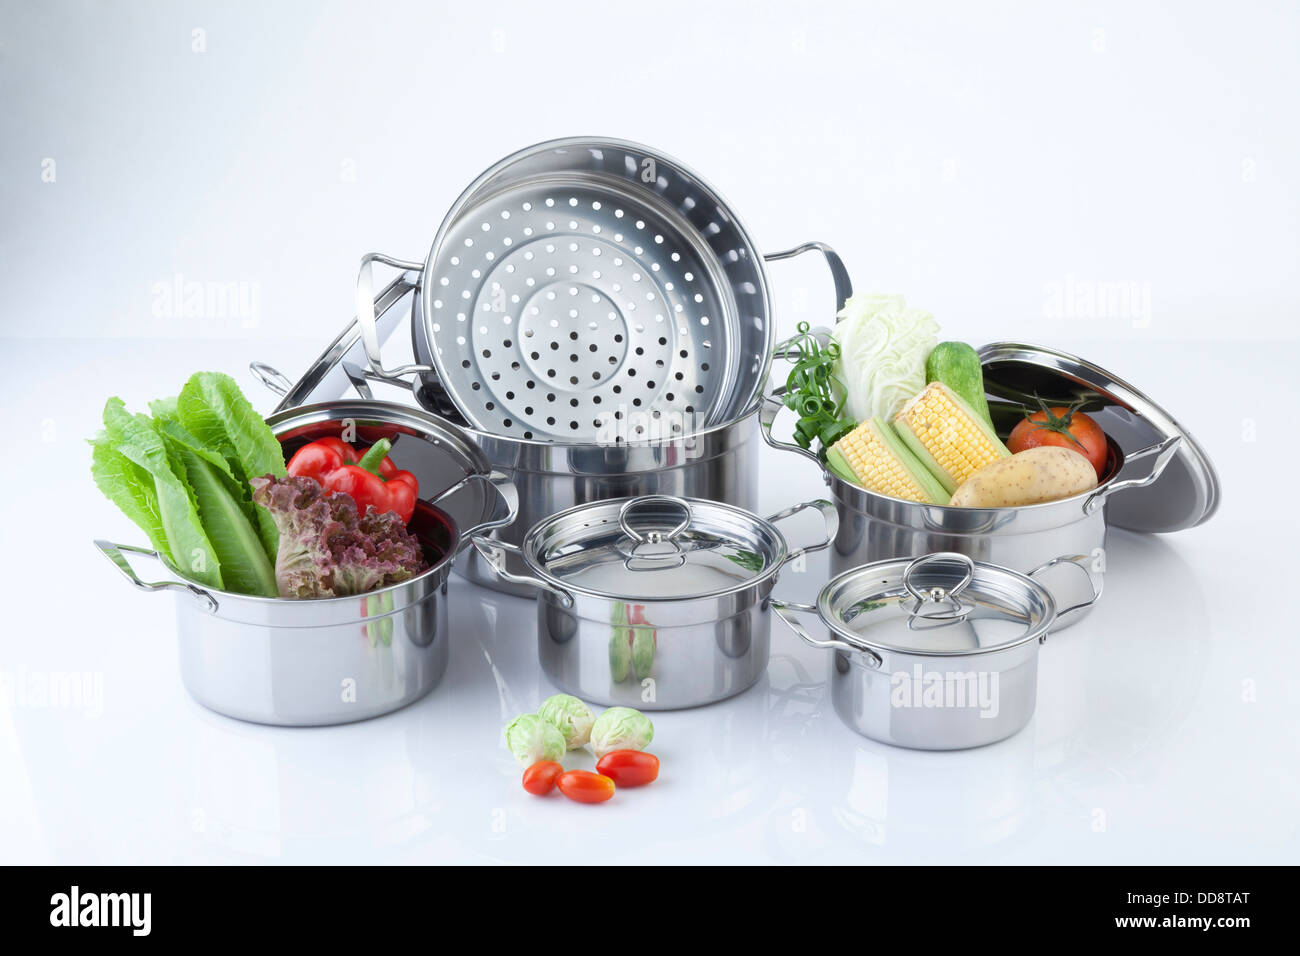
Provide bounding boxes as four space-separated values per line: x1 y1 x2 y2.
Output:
472 494 837 710
773 551 1100 749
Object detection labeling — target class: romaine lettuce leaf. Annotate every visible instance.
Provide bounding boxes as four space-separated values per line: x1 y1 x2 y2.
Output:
175 372 286 560
93 397 223 589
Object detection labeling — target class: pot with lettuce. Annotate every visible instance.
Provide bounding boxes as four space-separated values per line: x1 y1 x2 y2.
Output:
761 293 1186 629
91 373 517 725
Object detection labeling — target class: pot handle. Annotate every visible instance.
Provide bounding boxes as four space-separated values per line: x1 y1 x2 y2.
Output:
1028 553 1104 632
356 251 433 382
93 540 219 614
1082 435 1181 515
249 361 291 397
771 600 883 669
429 471 520 553
470 537 575 609
760 385 827 470
763 242 853 314
767 498 838 569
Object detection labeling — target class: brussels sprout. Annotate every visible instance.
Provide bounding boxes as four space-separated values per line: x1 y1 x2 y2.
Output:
537 694 596 750
590 706 654 758
504 714 565 766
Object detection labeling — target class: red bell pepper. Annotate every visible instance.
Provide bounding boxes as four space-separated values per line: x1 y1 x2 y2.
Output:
285 437 418 523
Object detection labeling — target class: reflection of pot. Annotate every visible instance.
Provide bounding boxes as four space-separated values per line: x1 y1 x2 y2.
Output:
93 403 518 726
826 728 1038 855
1033 528 1211 785
474 494 836 710
762 342 1220 628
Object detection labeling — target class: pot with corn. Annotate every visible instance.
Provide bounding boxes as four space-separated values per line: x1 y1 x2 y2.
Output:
762 299 1218 629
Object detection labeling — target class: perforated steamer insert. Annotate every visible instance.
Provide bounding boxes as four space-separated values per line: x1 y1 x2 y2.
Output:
361 138 794 443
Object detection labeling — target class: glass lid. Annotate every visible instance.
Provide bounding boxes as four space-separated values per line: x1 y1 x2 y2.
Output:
819 553 1055 656
524 495 788 601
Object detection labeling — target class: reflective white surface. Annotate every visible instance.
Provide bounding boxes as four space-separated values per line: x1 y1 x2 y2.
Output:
1 339 1295 864
3 0 1297 862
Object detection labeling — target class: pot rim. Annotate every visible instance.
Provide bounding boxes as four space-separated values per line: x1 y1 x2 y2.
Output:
826 433 1125 517
450 394 763 452
519 495 790 604
813 558 1056 658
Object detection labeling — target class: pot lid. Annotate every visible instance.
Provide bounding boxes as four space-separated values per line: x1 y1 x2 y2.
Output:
978 342 1220 533
818 553 1054 656
524 495 787 601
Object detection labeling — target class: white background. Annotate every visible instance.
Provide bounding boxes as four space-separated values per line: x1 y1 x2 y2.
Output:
2 0 1297 863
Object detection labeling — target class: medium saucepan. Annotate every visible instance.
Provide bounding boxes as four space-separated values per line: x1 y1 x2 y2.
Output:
765 373 1195 628
95 401 518 726
773 552 1100 750
471 494 837 710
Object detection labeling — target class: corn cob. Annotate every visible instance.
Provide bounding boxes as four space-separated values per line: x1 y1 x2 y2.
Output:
893 382 1010 494
827 419 949 504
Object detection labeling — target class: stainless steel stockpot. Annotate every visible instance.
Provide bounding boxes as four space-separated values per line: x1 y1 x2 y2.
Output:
355 136 854 439
472 494 837 710
94 402 518 726
774 552 1100 750
331 136 854 594
762 341 1220 628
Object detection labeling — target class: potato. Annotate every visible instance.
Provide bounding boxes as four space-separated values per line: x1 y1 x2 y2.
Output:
949 446 1097 508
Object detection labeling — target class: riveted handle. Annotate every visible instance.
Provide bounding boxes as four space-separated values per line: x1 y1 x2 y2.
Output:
768 498 838 569
1083 435 1181 515
760 385 827 470
771 600 882 669
763 242 853 315
432 471 520 554
470 537 574 608
356 251 434 382
249 362 291 397
1029 553 1105 634
93 540 219 613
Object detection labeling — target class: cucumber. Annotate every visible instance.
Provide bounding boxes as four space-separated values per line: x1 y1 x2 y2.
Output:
926 342 994 428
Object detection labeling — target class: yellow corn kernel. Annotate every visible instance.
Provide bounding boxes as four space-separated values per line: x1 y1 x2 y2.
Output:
894 382 1006 489
833 421 936 503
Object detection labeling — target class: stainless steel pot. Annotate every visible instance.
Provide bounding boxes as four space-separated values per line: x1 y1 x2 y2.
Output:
355 137 854 439
773 552 1100 749
335 138 853 594
471 494 837 710
94 402 518 726
760 338 1219 627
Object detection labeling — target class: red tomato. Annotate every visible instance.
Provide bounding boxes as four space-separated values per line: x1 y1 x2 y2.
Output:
596 750 659 788
521 761 563 796
1007 403 1108 479
556 770 616 804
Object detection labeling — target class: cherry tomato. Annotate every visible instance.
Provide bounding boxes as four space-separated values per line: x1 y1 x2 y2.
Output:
596 750 660 787
1007 402 1108 479
556 770 616 804
521 761 563 796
